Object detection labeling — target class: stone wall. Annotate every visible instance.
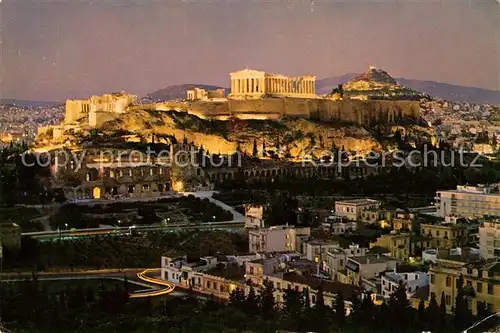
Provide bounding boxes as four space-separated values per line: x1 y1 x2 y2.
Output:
91 111 121 128
182 98 419 125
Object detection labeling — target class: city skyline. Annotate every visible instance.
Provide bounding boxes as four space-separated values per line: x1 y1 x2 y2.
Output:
1 0 499 101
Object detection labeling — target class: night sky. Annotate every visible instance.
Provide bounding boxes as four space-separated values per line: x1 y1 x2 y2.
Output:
1 0 499 101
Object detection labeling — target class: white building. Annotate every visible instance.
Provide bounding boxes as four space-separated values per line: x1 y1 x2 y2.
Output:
334 199 382 221
248 225 310 253
245 204 264 229
435 185 500 218
324 216 357 235
479 219 500 259
161 255 218 287
381 270 429 299
422 247 480 264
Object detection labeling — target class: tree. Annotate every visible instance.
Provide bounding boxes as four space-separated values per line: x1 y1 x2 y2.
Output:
334 291 346 328
439 291 447 328
229 287 246 310
454 274 473 331
259 279 275 319
252 139 258 157
283 287 303 318
261 140 267 157
243 286 259 315
476 301 491 320
394 129 402 143
387 282 411 331
302 287 311 309
426 292 441 331
417 299 427 331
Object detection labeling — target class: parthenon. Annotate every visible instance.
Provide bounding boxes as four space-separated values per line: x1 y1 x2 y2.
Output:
229 69 317 99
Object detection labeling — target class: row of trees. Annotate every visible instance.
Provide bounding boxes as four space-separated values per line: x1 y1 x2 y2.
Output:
2 276 489 333
3 231 248 272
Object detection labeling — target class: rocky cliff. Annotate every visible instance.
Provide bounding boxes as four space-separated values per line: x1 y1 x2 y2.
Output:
96 110 382 157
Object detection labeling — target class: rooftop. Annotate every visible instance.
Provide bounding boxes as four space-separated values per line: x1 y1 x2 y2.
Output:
350 254 396 265
305 239 340 246
335 198 380 206
282 272 362 299
205 264 246 281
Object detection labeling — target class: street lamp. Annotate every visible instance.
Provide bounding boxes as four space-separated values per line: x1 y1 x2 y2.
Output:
65 223 68 230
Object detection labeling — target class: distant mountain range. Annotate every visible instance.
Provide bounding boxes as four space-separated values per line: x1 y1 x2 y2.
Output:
145 84 225 102
316 74 500 105
145 76 500 105
0 99 59 107
4 74 500 107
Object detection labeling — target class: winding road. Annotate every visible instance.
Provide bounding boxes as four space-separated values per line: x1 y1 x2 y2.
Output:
1 268 176 299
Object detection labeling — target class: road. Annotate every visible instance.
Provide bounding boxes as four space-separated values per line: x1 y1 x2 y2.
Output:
22 190 245 240
23 220 244 240
181 190 245 223
1 268 176 299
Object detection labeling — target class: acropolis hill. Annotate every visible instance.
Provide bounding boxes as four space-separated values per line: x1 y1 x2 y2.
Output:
36 67 426 154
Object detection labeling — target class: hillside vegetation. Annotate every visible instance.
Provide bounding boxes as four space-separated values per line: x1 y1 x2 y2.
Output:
96 110 383 156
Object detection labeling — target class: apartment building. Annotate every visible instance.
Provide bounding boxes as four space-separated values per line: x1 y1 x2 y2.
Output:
340 254 397 286
381 270 429 299
359 208 385 224
392 211 417 232
244 204 264 229
428 248 500 314
370 231 411 262
323 216 357 235
245 255 316 287
435 185 500 218
422 248 480 264
335 199 382 221
161 255 218 286
325 245 368 277
479 219 500 259
161 255 246 299
248 225 310 253
420 222 469 249
303 239 340 264
244 257 361 312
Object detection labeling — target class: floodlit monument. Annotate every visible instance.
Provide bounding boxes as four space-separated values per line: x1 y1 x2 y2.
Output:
64 91 138 125
228 69 317 99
